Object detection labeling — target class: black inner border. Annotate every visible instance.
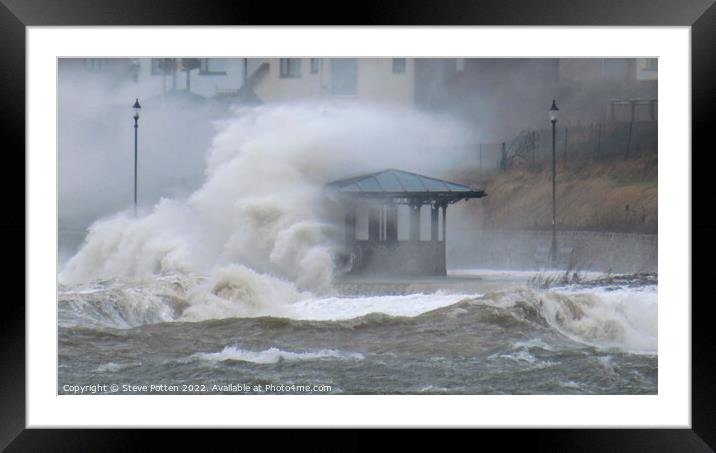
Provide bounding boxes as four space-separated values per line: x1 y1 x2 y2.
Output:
2 0 714 450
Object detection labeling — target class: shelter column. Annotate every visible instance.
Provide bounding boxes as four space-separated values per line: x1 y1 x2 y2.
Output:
368 206 380 242
431 205 439 241
442 203 447 242
409 202 421 241
440 202 447 276
345 205 356 244
386 203 398 242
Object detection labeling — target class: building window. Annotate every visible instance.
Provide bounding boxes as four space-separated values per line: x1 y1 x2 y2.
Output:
279 58 302 78
331 58 358 95
199 58 227 75
455 58 465 71
310 58 320 74
603 58 629 79
645 58 658 71
392 58 406 74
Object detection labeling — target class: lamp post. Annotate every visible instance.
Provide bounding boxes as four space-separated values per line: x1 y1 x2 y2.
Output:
132 98 141 216
549 99 559 267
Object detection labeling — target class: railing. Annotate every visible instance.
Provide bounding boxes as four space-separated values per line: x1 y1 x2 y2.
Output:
433 121 657 172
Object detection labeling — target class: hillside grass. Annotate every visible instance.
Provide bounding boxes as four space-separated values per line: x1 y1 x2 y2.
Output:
460 154 657 234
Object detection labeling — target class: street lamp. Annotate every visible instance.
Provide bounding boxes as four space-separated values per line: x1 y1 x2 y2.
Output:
549 99 559 268
132 98 141 216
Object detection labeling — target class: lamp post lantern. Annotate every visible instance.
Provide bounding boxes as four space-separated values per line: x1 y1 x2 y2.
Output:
132 98 141 216
549 99 559 267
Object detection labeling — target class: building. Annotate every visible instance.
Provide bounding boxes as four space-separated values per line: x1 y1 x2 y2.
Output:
58 58 141 89
59 57 417 107
249 58 415 107
558 58 658 123
415 58 658 141
138 58 248 99
60 57 656 139
326 169 486 277
58 58 249 101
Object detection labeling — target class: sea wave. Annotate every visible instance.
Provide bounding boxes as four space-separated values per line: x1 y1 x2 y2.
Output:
59 272 657 354
58 272 474 329
191 345 365 364
460 285 658 353
93 362 141 373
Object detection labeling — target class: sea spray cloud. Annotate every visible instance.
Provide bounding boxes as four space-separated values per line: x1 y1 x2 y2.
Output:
60 102 473 295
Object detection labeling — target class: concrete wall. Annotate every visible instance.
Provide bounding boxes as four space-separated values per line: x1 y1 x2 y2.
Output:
447 229 657 273
348 241 446 276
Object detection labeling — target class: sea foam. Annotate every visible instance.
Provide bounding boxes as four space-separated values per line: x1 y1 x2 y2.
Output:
192 345 365 364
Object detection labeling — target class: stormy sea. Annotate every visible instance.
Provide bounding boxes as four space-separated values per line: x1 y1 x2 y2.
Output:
58 271 656 395
57 104 656 395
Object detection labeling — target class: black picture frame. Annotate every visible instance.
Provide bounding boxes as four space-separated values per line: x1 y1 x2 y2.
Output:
2 0 714 450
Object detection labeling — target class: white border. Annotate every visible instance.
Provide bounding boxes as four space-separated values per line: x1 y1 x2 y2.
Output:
28 27 691 428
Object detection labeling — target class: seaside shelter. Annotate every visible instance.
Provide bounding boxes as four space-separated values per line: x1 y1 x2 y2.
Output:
326 169 487 276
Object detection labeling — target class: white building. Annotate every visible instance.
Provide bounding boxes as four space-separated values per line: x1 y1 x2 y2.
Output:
136 58 248 99
62 58 417 107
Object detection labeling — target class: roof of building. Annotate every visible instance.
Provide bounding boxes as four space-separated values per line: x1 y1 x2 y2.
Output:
326 168 486 201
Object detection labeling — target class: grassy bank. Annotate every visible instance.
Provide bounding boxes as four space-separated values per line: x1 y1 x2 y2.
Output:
460 154 657 234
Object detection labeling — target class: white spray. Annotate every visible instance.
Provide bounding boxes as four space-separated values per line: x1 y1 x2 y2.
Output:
60 102 474 312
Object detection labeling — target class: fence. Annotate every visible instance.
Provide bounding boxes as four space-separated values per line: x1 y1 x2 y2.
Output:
456 121 658 172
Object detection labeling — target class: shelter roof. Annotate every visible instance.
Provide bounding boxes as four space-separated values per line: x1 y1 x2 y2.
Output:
326 169 486 201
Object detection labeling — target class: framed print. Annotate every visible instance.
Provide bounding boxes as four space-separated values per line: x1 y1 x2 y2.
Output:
4 0 715 449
